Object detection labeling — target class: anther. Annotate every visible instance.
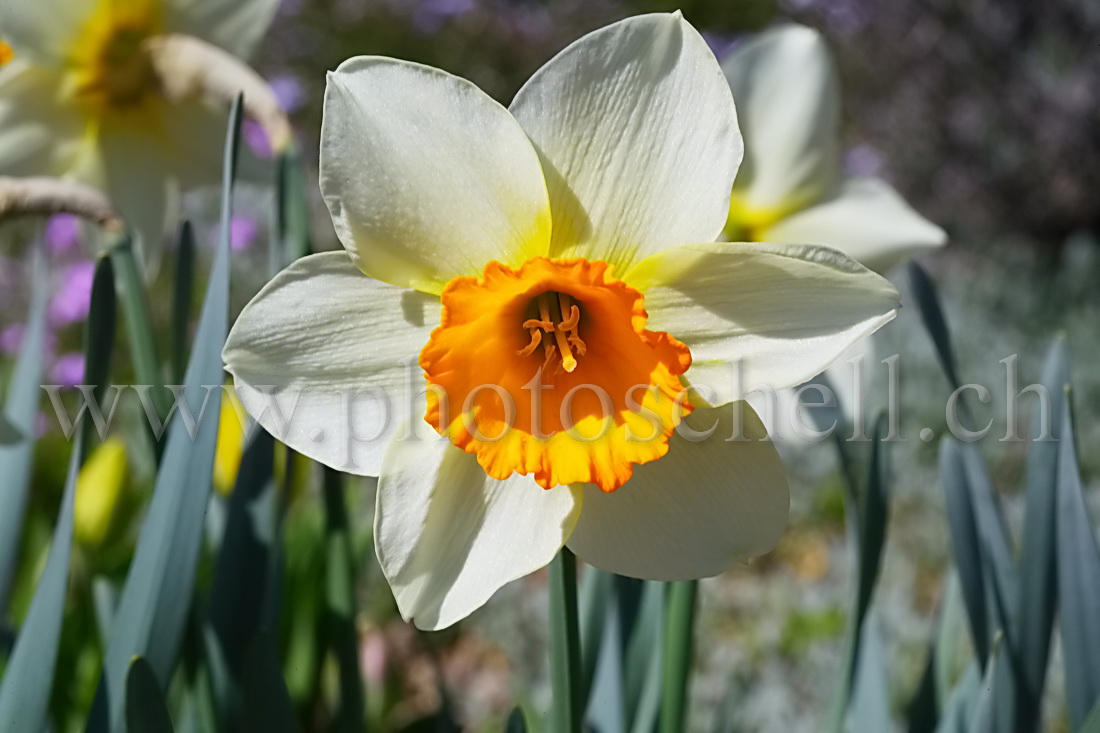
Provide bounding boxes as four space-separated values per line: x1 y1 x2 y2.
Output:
516 328 543 357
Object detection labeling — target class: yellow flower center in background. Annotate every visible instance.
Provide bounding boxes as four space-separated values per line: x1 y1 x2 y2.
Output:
723 192 789 242
0 41 13 67
420 257 692 492
68 0 161 110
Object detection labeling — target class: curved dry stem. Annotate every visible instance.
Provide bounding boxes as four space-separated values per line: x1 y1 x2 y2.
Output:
0 176 123 230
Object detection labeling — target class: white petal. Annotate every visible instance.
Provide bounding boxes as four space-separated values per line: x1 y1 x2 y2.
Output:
377 425 582 630
567 404 788 579
320 57 552 295
96 117 177 275
763 178 947 272
509 12 741 274
722 24 841 214
626 242 899 405
0 0 90 65
164 0 280 59
0 62 85 176
222 252 442 477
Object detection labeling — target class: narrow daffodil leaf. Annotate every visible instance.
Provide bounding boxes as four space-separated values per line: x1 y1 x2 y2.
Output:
908 262 962 393
87 96 241 733
1080 699 1100 733
0 431 82 733
578 566 612 707
505 707 531 732
969 636 1005 733
109 230 168 457
932 662 981 733
322 468 365 733
1056 393 1100 731
172 222 196 384
125 657 175 733
829 413 890 733
0 414 20 445
80 256 118 455
240 631 299 733
276 146 312 266
549 547 584 733
626 580 664 733
939 438 989 666
660 579 698 733
845 608 891 733
0 243 48 616
1013 335 1068 731
207 430 279 724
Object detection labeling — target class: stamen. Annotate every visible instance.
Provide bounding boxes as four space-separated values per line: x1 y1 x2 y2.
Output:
523 317 554 332
541 344 559 374
521 292 586 374
516 328 543 357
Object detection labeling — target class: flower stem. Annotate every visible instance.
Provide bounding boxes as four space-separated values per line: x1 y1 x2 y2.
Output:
549 547 584 733
660 579 698 733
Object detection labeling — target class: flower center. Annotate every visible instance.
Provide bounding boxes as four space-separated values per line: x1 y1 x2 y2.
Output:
68 0 160 109
420 257 692 492
0 41 13 67
516 291 587 375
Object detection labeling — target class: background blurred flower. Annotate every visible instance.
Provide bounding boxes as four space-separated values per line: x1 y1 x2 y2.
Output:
0 0 283 272
74 437 129 549
47 260 95 327
44 213 81 254
49 353 85 388
721 24 945 272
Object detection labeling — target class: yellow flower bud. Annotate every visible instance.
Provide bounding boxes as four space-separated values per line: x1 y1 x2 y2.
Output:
74 438 128 549
213 386 246 497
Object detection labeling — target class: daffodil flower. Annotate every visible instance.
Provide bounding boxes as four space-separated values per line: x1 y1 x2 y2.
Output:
0 0 284 270
720 24 946 271
224 13 900 630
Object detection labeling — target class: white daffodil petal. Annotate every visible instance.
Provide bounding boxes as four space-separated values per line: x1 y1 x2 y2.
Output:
0 62 85 177
377 426 582 630
0 0 89 65
223 252 442 478
509 12 741 273
320 57 552 295
164 0 280 59
626 241 900 405
763 178 948 272
567 404 788 579
96 118 176 275
722 24 840 214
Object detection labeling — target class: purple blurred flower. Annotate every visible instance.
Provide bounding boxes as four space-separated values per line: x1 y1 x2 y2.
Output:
243 119 273 158
0 324 24 354
703 32 738 60
844 144 885 178
269 74 306 113
208 215 260 252
50 353 85 387
49 260 96 327
413 0 476 33
45 214 81 254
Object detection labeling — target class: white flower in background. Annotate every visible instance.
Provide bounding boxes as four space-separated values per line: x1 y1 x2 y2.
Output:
223 13 900 630
721 24 946 272
0 0 286 270
720 24 946 433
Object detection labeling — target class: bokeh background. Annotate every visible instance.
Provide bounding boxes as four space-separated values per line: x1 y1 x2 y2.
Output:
2 0 1099 730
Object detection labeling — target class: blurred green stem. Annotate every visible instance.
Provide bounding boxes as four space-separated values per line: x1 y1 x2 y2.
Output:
660 580 697 733
549 548 583 733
